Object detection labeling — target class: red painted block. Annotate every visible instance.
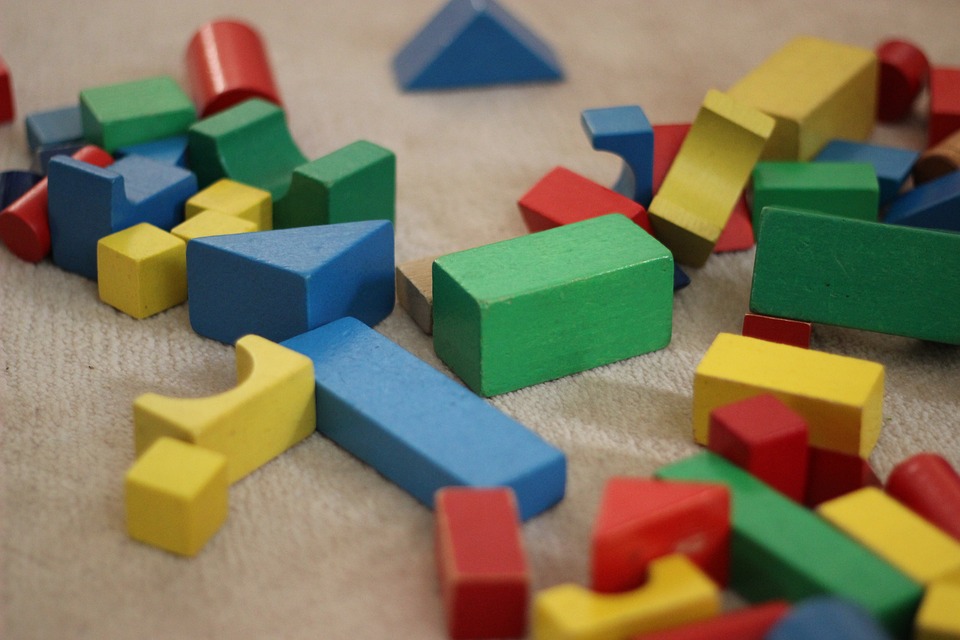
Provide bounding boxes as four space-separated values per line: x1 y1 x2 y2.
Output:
886 453 960 542
708 394 808 502
742 312 812 349
876 39 930 123
591 477 730 592
0 54 13 124
632 600 790 640
804 446 881 508
435 487 528 640
929 67 960 147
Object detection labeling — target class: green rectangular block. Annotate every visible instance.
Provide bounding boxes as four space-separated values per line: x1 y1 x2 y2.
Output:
656 452 922 638
751 206 960 344
752 162 879 227
433 214 673 397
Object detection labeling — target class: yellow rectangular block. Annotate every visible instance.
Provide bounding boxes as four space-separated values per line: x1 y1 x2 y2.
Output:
185 178 272 230
171 209 258 242
728 36 877 161
693 333 884 457
916 576 960 640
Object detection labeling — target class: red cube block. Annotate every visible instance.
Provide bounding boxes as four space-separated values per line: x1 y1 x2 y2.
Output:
804 446 881 508
929 67 960 147
742 312 812 349
886 453 960 542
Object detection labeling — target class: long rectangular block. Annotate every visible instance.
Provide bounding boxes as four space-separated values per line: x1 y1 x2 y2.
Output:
751 161 879 226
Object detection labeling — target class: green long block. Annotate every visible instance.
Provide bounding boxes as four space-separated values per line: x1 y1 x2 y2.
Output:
656 452 921 638
751 206 960 344
80 76 196 153
433 214 673 397
751 162 879 227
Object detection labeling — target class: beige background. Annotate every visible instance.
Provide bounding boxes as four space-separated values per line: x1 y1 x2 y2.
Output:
2 1 960 638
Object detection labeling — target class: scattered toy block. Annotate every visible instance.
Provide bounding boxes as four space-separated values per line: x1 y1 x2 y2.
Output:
752 206 960 343
185 178 272 230
186 221 394 344
436 487 529 639
751 162 879 225
804 446 881 508
765 597 892 640
434 214 673 396
0 54 13 123
396 255 439 334
886 453 960 542
741 312 811 349
672 265 690 291
24 104 84 153
97 223 187 319
115 135 189 168
134 334 315 483
125 436 228 557
884 170 960 231
813 139 918 205
708 394 808 502
630 600 789 640
581 105 654 206
913 128 960 185
712 196 754 253
171 210 257 242
33 142 86 175
876 39 929 123
281 317 566 520
928 67 960 147
915 575 960 640
0 170 41 210
591 478 730 592
392 0 563 91
647 90 774 266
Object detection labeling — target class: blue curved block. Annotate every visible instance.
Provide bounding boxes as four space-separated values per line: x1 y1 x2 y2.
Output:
884 170 960 231
814 139 919 205
116 135 189 168
581 105 654 206
0 170 41 209
767 597 892 640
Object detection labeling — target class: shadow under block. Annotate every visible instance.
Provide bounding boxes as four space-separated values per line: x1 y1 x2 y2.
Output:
186 221 394 344
395 255 438 335
0 54 12 123
886 453 960 542
185 178 272 230
883 170 960 232
532 554 720 640
433 214 673 397
929 67 960 147
647 90 774 267
741 312 811 349
765 597 893 640
727 36 877 161
804 446 881 508
814 139 918 205
631 601 789 640
134 335 316 484
751 162 879 226
750 207 960 344
79 76 196 153
655 453 921 638
25 104 83 153
125 437 228 557
171 210 257 242
280 317 566 521
581 105 654 206
876 39 929 124
693 333 884 458
436 488 529 639
916 576 960 640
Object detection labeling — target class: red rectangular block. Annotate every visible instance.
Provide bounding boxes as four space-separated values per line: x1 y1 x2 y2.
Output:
804 446 881 508
632 600 790 640
929 67 960 147
742 312 812 349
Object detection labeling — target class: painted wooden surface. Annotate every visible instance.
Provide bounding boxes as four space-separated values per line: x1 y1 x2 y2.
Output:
886 453 960 542
184 178 272 230
581 105 653 205
928 67 960 147
629 601 788 640
751 161 879 225
765 597 892 640
813 139 917 205
876 38 929 123
395 255 438 335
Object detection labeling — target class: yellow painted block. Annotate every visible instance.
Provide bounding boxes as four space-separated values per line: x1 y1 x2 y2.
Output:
97 223 187 319
171 210 257 242
185 178 272 230
395 255 439 335
532 554 720 640
917 577 960 640
728 36 877 161
134 334 316 483
818 487 960 585
693 333 884 457
648 90 774 267
125 437 228 556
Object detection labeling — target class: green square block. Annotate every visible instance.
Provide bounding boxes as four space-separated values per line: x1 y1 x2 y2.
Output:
80 76 196 153
433 214 673 397
752 161 878 227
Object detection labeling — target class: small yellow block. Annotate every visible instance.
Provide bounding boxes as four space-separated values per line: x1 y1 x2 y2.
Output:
916 575 960 640
125 437 228 556
532 554 720 640
818 487 960 584
134 334 316 483
395 255 439 335
97 222 187 319
185 178 272 230
171 209 258 242
693 333 884 457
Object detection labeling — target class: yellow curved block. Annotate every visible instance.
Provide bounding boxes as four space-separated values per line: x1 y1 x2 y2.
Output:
532 554 720 640
917 574 960 640
185 178 272 230
171 209 257 242
134 335 316 483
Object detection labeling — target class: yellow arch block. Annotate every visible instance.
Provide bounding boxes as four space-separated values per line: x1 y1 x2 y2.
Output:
134 335 316 483
185 178 272 230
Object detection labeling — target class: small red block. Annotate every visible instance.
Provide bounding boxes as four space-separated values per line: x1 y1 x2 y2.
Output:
632 600 790 640
929 67 960 147
876 39 930 123
804 446 881 508
0 54 14 123
886 453 960 542
435 487 528 640
742 312 812 349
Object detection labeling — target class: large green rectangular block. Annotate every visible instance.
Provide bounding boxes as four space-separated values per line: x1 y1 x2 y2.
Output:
751 161 879 227
433 214 673 397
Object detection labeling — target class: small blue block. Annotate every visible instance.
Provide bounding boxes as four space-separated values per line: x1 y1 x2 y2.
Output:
581 105 654 206
884 170 960 231
115 135 189 168
767 597 892 640
281 317 567 520
814 139 919 205
392 0 563 91
187 222 395 344
0 170 42 209
25 105 84 152
673 264 690 291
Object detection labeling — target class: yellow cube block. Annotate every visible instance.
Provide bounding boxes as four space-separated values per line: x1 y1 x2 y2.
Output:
916 574 960 640
171 210 257 242
185 178 272 230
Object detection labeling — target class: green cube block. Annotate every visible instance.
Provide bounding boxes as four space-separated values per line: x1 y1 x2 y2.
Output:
752 161 879 226
433 214 673 397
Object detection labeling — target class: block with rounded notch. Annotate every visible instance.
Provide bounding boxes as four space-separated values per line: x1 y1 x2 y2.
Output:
581 105 654 206
185 178 272 230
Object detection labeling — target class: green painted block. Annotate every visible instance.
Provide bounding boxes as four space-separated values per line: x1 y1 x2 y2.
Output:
433 214 673 397
80 76 196 153
751 162 879 227
751 206 960 344
656 452 921 638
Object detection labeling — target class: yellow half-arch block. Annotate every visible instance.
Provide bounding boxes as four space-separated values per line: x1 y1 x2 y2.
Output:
532 554 720 640
916 571 960 640
693 333 884 457
134 334 316 483
185 178 272 230
171 209 258 242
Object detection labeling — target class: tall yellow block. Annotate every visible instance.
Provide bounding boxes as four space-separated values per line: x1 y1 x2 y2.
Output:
693 333 884 457
648 90 774 266
171 209 257 242
532 554 720 640
134 334 316 483
728 36 877 161
916 572 960 640
185 178 272 230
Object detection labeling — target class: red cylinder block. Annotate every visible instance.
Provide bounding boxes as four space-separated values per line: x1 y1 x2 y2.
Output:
886 453 960 542
185 19 282 118
876 39 929 123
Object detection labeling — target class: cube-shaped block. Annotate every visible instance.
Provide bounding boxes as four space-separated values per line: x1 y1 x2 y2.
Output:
185 178 272 230
172 210 257 242
814 139 918 205
751 161 879 226
804 446 881 508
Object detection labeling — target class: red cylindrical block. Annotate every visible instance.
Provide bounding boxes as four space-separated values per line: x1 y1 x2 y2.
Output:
886 453 960 542
185 19 282 118
876 39 929 123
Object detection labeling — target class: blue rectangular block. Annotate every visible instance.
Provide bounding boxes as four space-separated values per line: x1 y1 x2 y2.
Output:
814 139 919 205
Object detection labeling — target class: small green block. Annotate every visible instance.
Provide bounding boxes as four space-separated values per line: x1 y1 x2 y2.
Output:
433 214 673 397
80 76 196 153
751 162 879 227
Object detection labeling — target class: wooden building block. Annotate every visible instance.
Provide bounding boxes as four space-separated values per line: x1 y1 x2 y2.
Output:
886 453 960 542
187 221 394 344
0 170 41 210
913 128 960 185
876 39 929 123
804 446 881 508
647 90 774 266
591 478 730 592
97 223 187 319
656 453 921 638
125 437 228 557
281 318 566 521
185 178 272 230
765 597 892 640
751 207 960 343
814 139 919 205
708 394 808 502
741 312 811 349
630 601 789 640
436 487 529 639
532 554 720 640
433 214 673 397
692 333 884 458
883 170 960 231
24 104 83 153
171 210 257 242
134 335 315 483
396 255 439 334
929 67 960 147
727 36 877 161
751 161 879 225
115 135 189 168
0 54 12 123
581 105 654 206
915 577 960 640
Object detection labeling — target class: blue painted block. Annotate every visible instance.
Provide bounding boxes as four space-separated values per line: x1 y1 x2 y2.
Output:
767 597 892 640
884 170 960 231
674 264 691 291
116 135 189 168
187 222 395 344
24 104 83 152
814 139 919 205
392 0 563 91
34 142 87 176
47 155 197 279
281 317 566 520
0 170 41 209
581 105 654 206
